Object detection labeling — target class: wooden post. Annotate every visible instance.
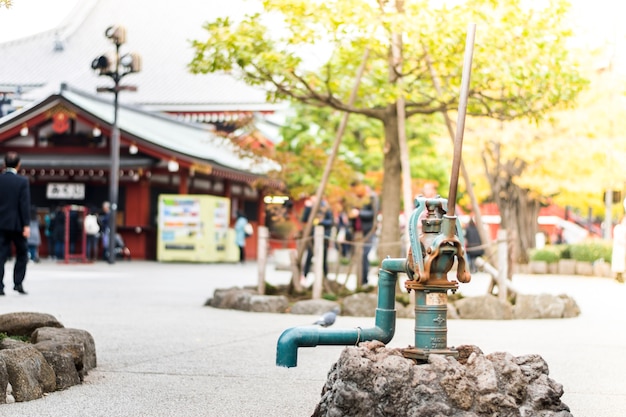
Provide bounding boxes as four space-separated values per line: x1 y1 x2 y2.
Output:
312 225 324 299
257 226 269 295
354 231 364 288
497 229 508 301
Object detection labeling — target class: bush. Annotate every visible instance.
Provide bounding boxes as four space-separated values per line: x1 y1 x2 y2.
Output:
529 248 560 263
530 241 612 264
568 242 612 263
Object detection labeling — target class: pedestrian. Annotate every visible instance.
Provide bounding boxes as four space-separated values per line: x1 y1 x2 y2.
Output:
84 207 101 261
465 218 484 273
301 196 334 283
27 206 41 263
234 210 251 264
44 207 56 259
336 200 353 258
68 207 80 254
349 183 378 286
99 201 111 260
51 205 66 259
0 152 31 295
611 217 626 283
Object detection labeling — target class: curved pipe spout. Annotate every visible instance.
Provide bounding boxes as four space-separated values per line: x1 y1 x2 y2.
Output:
276 264 401 368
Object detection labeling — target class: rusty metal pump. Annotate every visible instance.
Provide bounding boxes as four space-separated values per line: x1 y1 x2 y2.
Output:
401 195 471 360
276 23 476 368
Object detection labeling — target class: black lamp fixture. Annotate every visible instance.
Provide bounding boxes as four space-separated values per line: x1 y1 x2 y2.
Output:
91 25 141 264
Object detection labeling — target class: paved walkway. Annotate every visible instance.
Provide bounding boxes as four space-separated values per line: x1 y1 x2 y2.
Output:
0 259 624 416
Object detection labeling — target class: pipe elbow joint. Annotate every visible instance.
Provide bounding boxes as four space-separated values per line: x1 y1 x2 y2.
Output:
276 327 319 368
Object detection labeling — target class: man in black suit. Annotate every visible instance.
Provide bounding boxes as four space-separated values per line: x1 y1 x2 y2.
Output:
0 152 31 295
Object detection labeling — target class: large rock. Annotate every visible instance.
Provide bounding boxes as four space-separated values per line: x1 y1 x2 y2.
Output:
312 341 572 417
290 299 340 315
39 351 80 390
31 327 97 372
207 287 257 310
206 287 288 313
248 294 289 313
0 312 63 337
453 295 513 320
0 346 56 402
513 293 581 319
342 293 377 317
0 359 7 404
34 340 85 385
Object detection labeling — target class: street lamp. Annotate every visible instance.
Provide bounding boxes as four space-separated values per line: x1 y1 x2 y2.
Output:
91 25 141 264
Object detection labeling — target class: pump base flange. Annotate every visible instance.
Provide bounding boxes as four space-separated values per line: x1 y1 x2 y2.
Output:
401 346 459 362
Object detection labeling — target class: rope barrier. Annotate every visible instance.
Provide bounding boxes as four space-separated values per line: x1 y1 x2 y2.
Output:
265 233 498 251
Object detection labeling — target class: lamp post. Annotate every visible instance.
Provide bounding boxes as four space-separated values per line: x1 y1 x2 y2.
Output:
91 25 141 264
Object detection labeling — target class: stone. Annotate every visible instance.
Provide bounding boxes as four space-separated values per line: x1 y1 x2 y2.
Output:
342 293 377 317
290 299 341 315
558 259 576 275
529 261 548 274
206 287 256 310
558 294 581 318
39 351 80 390
575 262 593 276
31 327 97 372
514 294 567 319
0 312 63 338
0 346 56 402
454 295 513 320
312 344 572 417
248 294 289 313
206 287 290 313
34 340 86 381
0 359 7 404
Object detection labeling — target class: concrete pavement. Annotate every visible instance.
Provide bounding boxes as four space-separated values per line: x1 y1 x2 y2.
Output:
0 259 624 416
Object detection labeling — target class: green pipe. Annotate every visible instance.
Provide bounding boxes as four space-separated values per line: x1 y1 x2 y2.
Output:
276 264 400 368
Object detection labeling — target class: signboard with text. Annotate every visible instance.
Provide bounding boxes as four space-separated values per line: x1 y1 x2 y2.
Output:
46 183 85 200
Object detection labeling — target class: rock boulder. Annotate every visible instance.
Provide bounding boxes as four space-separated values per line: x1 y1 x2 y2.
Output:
313 341 572 417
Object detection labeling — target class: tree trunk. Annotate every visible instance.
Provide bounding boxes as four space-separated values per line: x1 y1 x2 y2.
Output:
496 184 539 264
378 106 403 260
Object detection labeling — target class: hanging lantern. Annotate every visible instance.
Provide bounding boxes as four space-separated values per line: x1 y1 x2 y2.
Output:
52 112 70 133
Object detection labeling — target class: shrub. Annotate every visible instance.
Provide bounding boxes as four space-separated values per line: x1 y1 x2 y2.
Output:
529 248 560 263
568 242 612 263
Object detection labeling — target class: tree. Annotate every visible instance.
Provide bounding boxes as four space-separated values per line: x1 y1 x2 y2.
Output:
189 0 586 260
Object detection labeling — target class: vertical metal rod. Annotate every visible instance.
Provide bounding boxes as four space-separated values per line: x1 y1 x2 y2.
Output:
447 23 476 217
108 41 122 264
108 85 120 264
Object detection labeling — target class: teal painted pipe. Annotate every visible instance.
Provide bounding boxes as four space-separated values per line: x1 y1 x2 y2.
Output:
276 264 400 368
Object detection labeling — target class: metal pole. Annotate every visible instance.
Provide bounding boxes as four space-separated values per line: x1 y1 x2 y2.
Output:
108 44 121 264
447 23 476 216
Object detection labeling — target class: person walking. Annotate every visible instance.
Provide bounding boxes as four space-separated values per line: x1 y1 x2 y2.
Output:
0 152 31 295
301 196 334 283
349 184 378 286
465 218 484 273
84 207 101 261
27 206 41 263
611 217 626 283
234 210 251 264
99 201 111 261
51 205 66 260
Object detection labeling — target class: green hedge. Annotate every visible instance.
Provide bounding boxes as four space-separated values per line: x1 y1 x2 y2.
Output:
568 242 612 263
529 247 561 263
530 241 612 263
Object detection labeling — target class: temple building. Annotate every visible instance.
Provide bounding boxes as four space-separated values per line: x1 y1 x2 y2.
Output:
0 0 285 260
